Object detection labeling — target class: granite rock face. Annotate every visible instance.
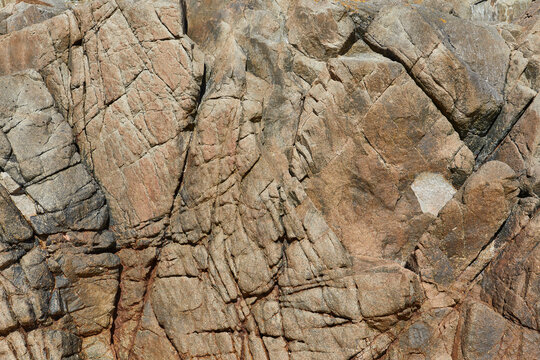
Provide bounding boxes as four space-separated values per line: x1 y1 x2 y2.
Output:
0 0 538 359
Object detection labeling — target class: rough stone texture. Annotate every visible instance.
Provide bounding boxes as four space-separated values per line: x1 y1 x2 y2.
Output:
450 0 534 22
0 0 538 359
0 70 108 234
363 4 510 139
0 0 69 35
66 0 204 244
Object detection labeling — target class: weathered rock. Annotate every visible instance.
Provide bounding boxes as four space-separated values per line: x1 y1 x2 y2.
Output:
0 0 69 35
0 71 108 234
0 0 538 358
411 161 519 288
0 183 33 244
291 53 473 262
67 0 204 245
481 208 540 330
492 94 540 195
450 0 534 22
363 4 510 138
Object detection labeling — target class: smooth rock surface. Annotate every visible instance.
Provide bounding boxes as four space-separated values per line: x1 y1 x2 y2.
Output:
411 172 456 216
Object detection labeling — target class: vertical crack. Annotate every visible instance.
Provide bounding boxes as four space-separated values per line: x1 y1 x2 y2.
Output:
109 262 123 360
196 63 207 106
168 63 207 217
180 0 188 35
125 251 160 358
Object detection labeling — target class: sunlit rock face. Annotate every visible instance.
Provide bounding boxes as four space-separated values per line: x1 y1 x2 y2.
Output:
0 0 538 359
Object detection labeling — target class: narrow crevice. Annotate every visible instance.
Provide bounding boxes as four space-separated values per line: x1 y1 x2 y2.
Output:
180 0 188 35
363 37 453 116
358 32 489 143
476 94 536 167
404 249 420 274
347 339 389 360
362 131 389 167
518 186 532 198
168 63 207 217
109 262 124 357
196 63 207 106
349 7 379 35
462 213 512 287
338 30 360 56
139 251 186 359
289 93 306 152
125 251 160 358
168 141 190 218
502 309 539 332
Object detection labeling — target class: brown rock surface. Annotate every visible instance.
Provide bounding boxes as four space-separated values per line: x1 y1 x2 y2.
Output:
0 0 538 358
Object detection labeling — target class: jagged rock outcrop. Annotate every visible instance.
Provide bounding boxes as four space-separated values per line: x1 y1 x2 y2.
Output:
0 0 538 359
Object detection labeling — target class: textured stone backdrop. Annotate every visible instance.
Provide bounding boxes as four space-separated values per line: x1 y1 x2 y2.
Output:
0 0 538 359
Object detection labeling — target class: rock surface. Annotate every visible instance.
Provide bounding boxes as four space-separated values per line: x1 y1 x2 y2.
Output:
0 0 538 359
